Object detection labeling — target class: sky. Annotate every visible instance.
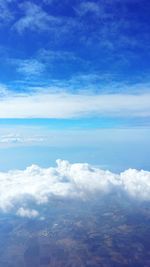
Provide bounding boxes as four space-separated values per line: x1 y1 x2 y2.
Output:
0 0 150 171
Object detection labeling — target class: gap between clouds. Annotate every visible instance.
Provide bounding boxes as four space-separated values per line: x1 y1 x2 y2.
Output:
0 159 150 217
0 91 150 118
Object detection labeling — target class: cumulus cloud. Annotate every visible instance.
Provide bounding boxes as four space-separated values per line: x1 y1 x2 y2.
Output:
0 160 150 217
17 207 39 218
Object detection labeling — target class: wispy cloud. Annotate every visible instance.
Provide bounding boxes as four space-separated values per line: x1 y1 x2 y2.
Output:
0 84 10 96
0 0 147 83
75 1 101 17
13 1 62 33
0 89 149 118
16 59 45 76
8 48 84 79
0 133 45 146
0 0 14 25
0 126 149 150
38 49 81 63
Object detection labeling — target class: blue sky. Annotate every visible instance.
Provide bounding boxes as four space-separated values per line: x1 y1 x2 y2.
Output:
0 0 150 170
0 0 150 94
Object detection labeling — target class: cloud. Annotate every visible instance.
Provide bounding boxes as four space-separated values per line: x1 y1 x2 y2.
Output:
0 84 10 96
0 90 149 118
17 207 39 218
16 59 45 76
11 50 83 78
38 49 81 63
8 49 84 80
0 133 45 145
0 160 149 216
0 0 14 25
13 1 62 33
76 1 101 17
73 0 144 53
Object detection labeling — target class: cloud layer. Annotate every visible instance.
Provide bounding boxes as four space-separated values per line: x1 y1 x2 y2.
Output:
0 91 150 118
0 160 150 217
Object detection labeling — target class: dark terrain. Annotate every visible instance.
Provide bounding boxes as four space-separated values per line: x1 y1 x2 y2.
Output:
0 195 150 267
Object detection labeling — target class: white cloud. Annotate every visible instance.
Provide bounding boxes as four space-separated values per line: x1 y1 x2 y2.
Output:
0 133 45 145
9 49 82 78
13 1 62 33
0 84 10 96
0 160 150 216
0 127 149 149
17 207 39 218
76 1 101 16
16 59 45 76
0 90 149 118
38 49 81 63
0 0 14 24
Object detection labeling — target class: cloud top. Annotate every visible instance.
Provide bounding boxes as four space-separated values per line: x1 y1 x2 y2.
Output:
17 207 39 218
0 160 150 217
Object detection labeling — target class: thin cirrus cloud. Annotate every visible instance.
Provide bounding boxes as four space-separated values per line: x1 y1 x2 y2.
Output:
0 90 150 118
13 1 62 33
75 1 101 17
0 133 45 145
0 159 150 217
16 59 45 76
0 0 14 24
